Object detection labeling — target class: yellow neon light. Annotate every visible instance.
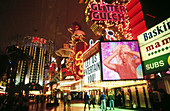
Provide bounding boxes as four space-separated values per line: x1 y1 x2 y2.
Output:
75 51 83 76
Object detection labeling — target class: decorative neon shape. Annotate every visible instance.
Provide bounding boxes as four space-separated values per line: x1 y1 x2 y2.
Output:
75 51 83 76
105 29 117 40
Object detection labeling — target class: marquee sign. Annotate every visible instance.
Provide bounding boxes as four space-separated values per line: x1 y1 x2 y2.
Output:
83 42 101 84
137 17 170 75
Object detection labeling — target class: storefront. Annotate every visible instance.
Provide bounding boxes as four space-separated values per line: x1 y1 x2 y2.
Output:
137 17 170 110
82 41 151 109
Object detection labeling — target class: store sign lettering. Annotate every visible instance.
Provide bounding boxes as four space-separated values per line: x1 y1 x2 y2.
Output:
143 21 170 41
146 37 170 52
146 60 164 70
90 2 126 21
32 37 47 44
143 54 170 75
83 53 101 84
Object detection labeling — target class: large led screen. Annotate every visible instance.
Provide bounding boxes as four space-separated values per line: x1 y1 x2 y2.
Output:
100 41 144 81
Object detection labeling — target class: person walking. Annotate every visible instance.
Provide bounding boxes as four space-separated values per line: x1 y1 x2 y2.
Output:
67 93 72 107
84 92 90 111
63 93 67 107
90 92 95 108
116 90 122 108
96 92 99 106
100 92 106 111
108 93 115 110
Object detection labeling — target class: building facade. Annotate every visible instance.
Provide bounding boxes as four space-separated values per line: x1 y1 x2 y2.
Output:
15 36 54 87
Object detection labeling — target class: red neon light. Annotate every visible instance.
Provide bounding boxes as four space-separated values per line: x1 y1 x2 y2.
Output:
32 37 47 44
146 14 156 18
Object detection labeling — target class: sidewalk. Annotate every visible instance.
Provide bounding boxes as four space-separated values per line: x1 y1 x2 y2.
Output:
28 101 152 111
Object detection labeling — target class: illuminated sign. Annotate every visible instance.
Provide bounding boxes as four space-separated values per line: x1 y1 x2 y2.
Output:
83 43 101 84
85 0 133 40
75 51 83 76
90 2 126 22
32 36 47 44
89 39 100 48
74 42 88 79
105 29 117 40
100 41 144 80
138 17 170 75
83 52 101 84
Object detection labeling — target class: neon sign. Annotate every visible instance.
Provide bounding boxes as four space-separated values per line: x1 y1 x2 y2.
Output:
75 51 83 76
32 37 47 44
90 2 126 22
85 0 133 40
73 41 87 79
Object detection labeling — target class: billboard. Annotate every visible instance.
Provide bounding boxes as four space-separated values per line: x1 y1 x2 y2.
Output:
137 17 170 75
83 42 101 84
100 41 144 81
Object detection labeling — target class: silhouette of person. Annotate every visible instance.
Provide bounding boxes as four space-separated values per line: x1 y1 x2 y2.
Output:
84 92 90 111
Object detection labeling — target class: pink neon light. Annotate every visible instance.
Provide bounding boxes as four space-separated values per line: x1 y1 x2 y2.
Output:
90 2 126 22
90 2 126 13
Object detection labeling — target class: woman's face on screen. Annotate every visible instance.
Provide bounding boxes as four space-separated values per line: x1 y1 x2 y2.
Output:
119 51 128 63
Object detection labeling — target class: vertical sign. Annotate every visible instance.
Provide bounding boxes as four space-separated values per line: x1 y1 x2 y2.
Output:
74 41 88 79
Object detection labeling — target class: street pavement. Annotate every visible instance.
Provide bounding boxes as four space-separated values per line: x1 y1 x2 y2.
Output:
28 100 152 111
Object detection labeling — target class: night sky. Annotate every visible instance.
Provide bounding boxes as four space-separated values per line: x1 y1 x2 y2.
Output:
0 0 169 52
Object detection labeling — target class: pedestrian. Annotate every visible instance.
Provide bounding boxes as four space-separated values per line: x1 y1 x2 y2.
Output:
96 92 99 106
90 92 95 108
67 93 72 107
108 93 115 110
125 92 131 107
116 90 122 108
84 92 90 111
63 93 67 107
36 95 39 108
100 92 106 111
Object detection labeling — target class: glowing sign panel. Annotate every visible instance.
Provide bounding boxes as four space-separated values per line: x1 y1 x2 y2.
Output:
90 2 126 21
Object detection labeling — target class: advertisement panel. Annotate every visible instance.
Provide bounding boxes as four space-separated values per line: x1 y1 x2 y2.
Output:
137 17 170 75
83 43 101 84
100 41 144 81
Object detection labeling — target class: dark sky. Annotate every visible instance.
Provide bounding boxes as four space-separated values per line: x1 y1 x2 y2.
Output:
0 0 169 52
140 0 169 29
0 0 96 52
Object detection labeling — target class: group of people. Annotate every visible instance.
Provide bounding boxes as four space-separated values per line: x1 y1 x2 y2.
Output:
84 91 115 111
0 94 29 111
